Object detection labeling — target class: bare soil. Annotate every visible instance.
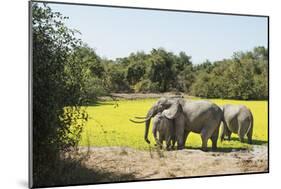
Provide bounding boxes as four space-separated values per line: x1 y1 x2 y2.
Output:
99 92 189 100
72 145 268 183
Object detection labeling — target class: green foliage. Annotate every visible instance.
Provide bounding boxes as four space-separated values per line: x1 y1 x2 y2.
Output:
126 63 146 85
70 45 267 100
106 64 131 92
32 3 88 186
191 47 268 100
147 48 175 92
69 45 108 103
134 79 160 93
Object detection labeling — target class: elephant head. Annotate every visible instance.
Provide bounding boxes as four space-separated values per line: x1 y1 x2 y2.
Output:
130 97 183 144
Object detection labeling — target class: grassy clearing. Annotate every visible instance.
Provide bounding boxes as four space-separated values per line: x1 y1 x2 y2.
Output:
79 98 268 150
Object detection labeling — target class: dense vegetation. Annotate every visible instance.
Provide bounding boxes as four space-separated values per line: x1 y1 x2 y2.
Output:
32 3 89 186
64 38 268 102
64 43 268 101
32 3 268 186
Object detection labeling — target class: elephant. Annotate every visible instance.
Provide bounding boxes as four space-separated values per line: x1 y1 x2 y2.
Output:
152 112 175 150
220 104 253 144
130 97 223 151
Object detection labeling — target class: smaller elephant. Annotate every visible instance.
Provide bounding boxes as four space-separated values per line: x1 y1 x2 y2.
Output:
220 104 253 144
152 112 175 150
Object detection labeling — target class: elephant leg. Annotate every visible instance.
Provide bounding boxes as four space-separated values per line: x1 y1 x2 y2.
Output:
158 134 164 149
175 117 185 150
169 119 175 149
238 130 244 143
211 126 220 150
176 128 185 150
223 123 232 141
238 122 246 143
239 135 244 143
166 134 172 150
171 136 176 150
183 130 190 146
201 136 208 152
227 132 232 141
153 128 160 146
247 123 253 144
170 137 176 150
220 124 226 142
200 128 209 152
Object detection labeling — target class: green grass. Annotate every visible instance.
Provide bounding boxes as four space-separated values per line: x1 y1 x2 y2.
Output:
79 98 268 150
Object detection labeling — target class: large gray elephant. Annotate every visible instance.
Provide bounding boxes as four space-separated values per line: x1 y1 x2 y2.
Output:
130 97 223 151
152 112 175 150
220 104 253 144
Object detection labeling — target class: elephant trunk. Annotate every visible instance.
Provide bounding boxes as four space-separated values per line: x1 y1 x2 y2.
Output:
144 107 156 144
144 119 151 144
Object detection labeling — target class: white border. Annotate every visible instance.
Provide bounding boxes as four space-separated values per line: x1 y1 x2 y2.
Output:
1 0 279 189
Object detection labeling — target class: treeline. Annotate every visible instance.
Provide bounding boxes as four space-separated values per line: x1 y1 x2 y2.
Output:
76 45 268 100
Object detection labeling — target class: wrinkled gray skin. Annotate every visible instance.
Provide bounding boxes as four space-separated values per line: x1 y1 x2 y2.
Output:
131 97 223 151
220 104 253 144
152 113 175 150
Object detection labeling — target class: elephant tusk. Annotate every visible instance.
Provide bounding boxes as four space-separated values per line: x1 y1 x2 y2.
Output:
134 116 147 119
129 118 150 123
129 119 146 123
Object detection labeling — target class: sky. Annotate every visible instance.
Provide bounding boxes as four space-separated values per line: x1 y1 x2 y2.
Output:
48 3 268 64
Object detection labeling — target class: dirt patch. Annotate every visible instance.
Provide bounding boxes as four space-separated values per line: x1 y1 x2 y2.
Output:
70 145 268 183
99 92 190 100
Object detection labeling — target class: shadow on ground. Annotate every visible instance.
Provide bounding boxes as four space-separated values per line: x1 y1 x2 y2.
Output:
33 158 136 188
228 137 268 145
183 146 248 153
183 137 267 153
82 101 118 107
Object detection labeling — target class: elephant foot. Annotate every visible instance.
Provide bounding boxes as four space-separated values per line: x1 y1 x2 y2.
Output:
177 146 185 150
212 147 218 152
212 146 217 151
201 147 208 152
166 147 172 151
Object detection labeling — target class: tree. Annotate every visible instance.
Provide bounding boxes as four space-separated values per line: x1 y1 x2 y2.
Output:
69 45 107 102
173 52 193 92
32 3 88 186
191 47 268 100
126 63 146 85
148 48 175 92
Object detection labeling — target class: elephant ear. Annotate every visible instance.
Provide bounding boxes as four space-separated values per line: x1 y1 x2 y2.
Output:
162 102 182 119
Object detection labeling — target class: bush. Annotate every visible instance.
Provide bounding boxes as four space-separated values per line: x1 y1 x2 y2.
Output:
32 3 88 186
134 79 160 93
